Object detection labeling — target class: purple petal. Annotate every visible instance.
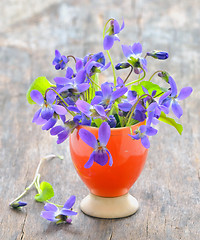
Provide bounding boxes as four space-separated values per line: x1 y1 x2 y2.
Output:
101 62 111 71
118 102 132 112
84 151 95 168
75 69 86 84
57 129 70 144
34 116 47 125
120 19 125 30
41 107 54 120
141 135 150 149
61 209 77 216
63 195 76 209
32 108 42 123
129 133 140 140
113 19 120 34
30 90 44 105
46 90 57 104
50 126 65 135
42 117 57 130
159 91 171 104
65 67 74 79
76 100 91 117
146 127 158 136
44 203 58 212
101 82 112 99
132 43 142 55
41 211 57 222
52 105 68 115
93 150 108 166
54 77 69 85
77 83 90 93
168 76 177 97
177 87 193 100
103 35 115 50
98 122 110 146
148 102 158 112
139 125 146 133
55 49 61 59
121 44 133 58
111 87 128 101
106 149 113 166
91 96 102 105
79 129 97 148
76 60 83 72
94 105 107 118
171 100 183 118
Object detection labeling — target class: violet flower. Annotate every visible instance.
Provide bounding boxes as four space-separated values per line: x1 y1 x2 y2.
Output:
79 122 113 168
30 90 68 122
41 195 77 224
121 42 147 73
129 125 158 149
10 201 27 209
52 50 69 70
159 76 193 118
103 19 124 50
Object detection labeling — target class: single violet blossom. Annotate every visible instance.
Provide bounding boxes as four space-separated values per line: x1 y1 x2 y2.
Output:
91 82 128 109
30 90 68 122
79 122 113 168
76 99 108 119
121 42 147 74
103 19 124 50
129 125 158 149
52 50 69 70
41 195 77 224
159 76 193 118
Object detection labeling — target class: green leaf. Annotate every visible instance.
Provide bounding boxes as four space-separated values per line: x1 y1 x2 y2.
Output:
34 181 54 202
158 112 183 135
131 81 163 97
26 76 55 104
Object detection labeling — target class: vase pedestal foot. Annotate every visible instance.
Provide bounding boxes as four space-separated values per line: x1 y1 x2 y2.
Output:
80 193 139 219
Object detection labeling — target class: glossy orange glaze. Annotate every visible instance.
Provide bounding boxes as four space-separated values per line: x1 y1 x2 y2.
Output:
69 122 148 197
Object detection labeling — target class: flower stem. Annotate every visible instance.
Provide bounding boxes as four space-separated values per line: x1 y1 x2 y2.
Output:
148 70 162 82
103 18 117 86
9 155 62 205
125 94 152 126
125 67 146 87
123 65 133 84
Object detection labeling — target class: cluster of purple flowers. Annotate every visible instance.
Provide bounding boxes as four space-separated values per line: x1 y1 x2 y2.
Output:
30 18 192 169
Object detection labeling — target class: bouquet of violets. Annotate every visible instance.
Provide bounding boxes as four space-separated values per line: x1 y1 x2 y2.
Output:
27 18 192 168
10 18 192 223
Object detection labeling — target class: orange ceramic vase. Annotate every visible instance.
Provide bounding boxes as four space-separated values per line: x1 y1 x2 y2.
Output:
69 121 148 218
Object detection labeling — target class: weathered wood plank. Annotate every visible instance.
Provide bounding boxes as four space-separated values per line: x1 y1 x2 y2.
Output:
0 0 199 239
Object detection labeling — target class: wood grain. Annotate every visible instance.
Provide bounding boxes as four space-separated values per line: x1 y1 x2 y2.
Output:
0 0 199 239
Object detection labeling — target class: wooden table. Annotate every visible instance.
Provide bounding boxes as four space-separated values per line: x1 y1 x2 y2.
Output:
0 0 199 239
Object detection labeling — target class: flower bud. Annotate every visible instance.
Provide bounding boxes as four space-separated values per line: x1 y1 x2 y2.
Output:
115 62 131 70
147 51 169 60
10 201 27 208
158 71 170 83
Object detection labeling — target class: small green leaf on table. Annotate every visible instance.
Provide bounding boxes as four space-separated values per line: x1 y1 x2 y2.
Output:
35 181 54 202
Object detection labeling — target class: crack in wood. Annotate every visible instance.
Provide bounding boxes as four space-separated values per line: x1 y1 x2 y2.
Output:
108 231 113 240
20 210 27 240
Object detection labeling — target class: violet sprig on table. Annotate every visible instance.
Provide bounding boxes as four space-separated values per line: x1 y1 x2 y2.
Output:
10 18 192 224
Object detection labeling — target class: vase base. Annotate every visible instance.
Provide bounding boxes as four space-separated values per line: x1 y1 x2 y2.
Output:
80 193 139 219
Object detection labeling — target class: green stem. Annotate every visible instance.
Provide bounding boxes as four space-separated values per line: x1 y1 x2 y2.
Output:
148 70 162 82
9 155 62 205
106 50 117 85
123 65 133 84
126 94 152 126
103 18 117 86
125 67 146 87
